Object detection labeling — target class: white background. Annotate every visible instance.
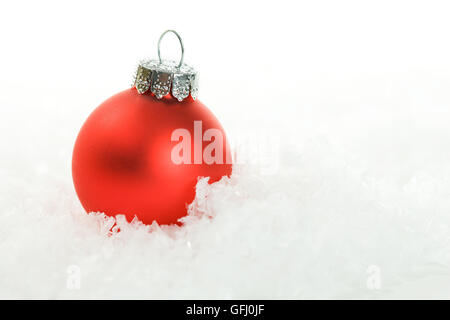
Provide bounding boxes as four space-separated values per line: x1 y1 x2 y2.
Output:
1 0 450 299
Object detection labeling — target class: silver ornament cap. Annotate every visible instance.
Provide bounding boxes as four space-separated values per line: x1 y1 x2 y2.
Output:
133 30 198 101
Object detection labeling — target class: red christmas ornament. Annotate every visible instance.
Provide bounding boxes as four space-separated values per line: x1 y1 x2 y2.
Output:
72 30 232 225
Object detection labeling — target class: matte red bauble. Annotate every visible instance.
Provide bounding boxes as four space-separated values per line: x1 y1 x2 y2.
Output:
72 30 232 225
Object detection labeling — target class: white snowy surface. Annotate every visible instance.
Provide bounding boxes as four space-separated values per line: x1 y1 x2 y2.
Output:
1 0 450 299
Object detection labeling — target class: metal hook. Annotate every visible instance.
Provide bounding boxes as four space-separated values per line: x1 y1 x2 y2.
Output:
158 30 184 68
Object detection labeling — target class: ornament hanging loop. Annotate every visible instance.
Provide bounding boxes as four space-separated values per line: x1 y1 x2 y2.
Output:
134 30 197 100
158 30 184 68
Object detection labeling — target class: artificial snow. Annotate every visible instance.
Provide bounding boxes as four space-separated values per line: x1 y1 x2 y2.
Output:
2 69 450 299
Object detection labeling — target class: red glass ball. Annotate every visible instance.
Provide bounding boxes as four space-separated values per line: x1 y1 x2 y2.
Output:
72 88 232 225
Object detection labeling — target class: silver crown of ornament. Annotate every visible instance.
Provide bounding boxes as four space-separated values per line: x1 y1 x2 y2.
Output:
132 30 198 101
